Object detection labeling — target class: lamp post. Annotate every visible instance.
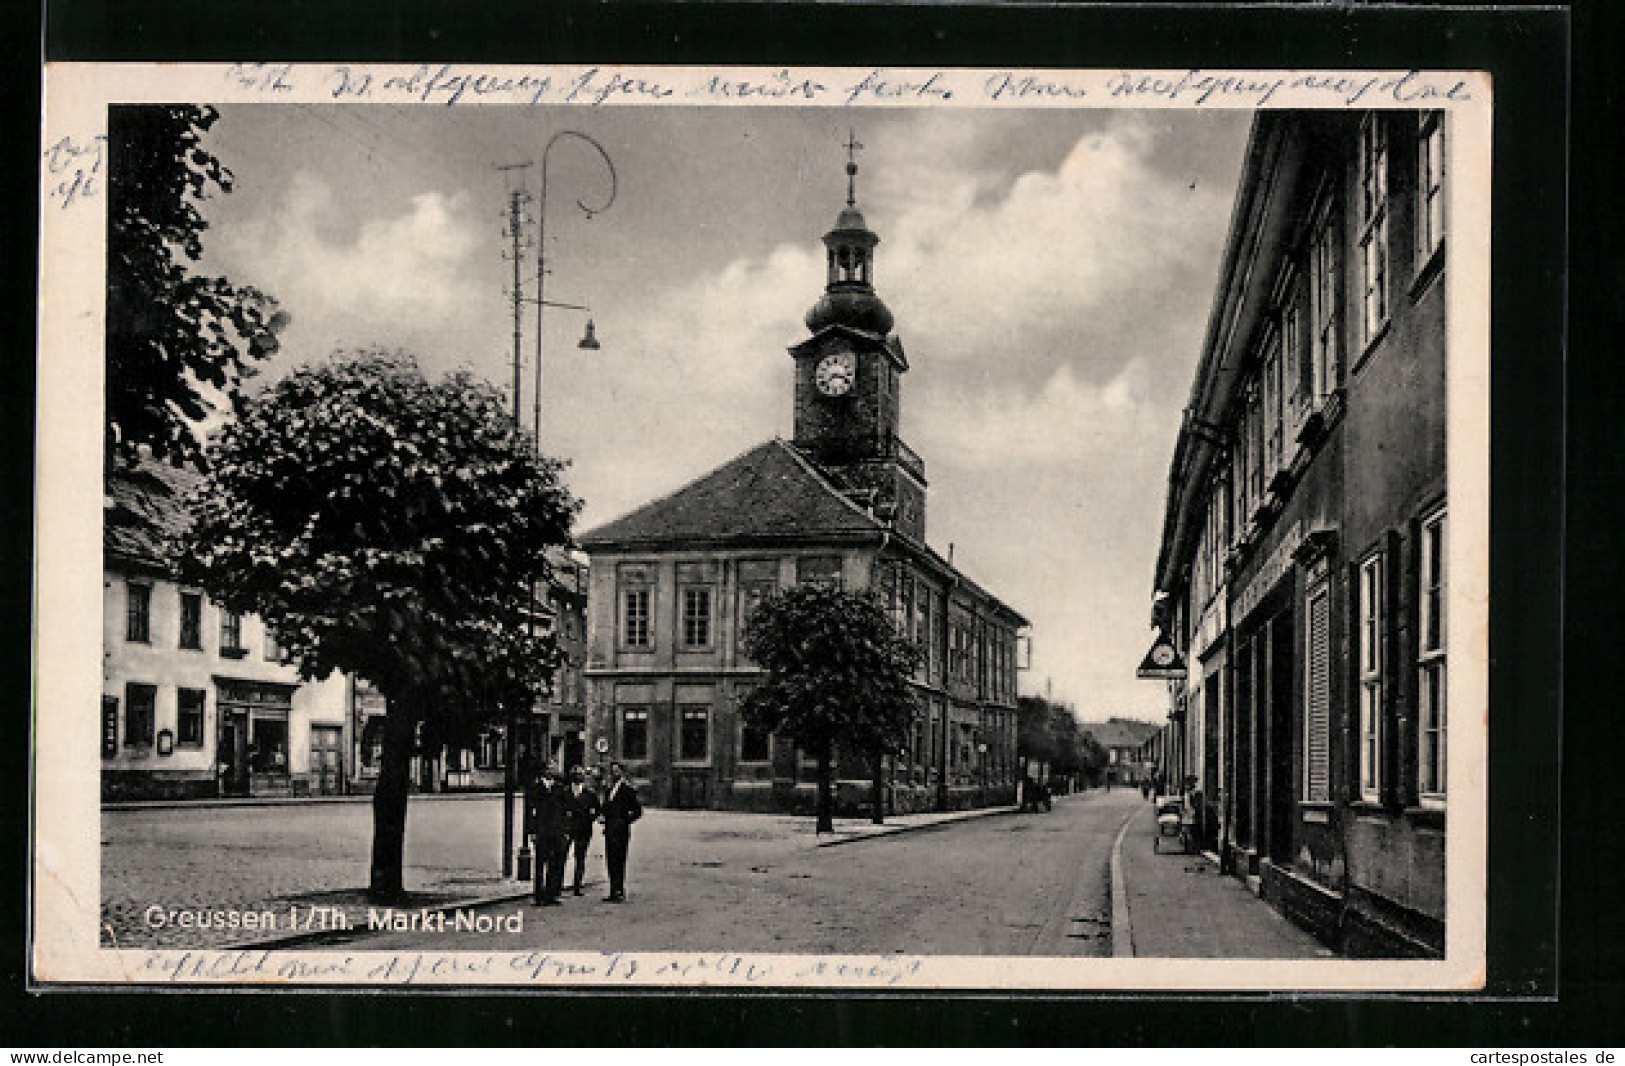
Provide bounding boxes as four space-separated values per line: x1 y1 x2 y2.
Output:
502 130 618 880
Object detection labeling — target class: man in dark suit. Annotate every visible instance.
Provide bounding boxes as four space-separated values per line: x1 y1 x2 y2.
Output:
599 761 642 903
528 762 569 906
563 765 601 897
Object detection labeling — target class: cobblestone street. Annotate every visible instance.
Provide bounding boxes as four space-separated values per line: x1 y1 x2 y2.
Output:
102 791 1138 954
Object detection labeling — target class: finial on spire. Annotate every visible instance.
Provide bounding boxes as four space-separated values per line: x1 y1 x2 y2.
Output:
843 129 864 207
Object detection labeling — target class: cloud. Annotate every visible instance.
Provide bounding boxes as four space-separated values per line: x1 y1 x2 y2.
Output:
208 172 491 367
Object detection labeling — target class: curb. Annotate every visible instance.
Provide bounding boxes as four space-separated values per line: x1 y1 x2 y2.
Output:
105 792 500 813
1109 803 1140 958
814 802 1021 847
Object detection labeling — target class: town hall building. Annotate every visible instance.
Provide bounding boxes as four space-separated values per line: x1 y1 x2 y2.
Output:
578 152 1026 815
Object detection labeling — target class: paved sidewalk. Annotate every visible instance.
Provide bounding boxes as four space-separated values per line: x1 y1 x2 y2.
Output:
1113 800 1333 958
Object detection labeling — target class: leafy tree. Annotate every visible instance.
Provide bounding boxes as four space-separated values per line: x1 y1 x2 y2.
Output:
177 351 579 899
107 104 286 470
742 584 920 833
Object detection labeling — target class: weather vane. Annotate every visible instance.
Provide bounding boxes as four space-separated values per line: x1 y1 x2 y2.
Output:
844 129 864 206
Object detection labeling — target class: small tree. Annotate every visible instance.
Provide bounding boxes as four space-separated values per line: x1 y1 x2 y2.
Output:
107 104 286 470
177 351 579 899
742 583 920 833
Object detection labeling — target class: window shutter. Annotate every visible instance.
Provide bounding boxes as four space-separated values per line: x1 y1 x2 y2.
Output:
1305 586 1331 802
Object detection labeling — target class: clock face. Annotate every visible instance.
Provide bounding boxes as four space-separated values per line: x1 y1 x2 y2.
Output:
1152 644 1176 667
814 351 857 397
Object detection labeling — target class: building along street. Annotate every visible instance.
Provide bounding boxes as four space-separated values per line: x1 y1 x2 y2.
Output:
103 790 1143 955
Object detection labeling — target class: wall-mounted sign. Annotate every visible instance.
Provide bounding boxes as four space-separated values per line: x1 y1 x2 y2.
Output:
101 697 119 758
1136 638 1187 680
157 729 175 757
594 738 610 754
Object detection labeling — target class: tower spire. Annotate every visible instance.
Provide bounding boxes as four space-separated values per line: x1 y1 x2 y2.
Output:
844 129 863 207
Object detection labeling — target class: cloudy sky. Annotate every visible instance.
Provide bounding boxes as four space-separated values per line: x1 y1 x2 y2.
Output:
195 102 1252 722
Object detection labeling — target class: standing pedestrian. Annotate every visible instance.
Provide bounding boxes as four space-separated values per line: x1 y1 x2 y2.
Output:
563 765 600 897
599 761 642 903
529 763 569 906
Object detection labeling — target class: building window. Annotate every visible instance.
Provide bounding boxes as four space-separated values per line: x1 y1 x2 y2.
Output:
1262 331 1283 479
681 586 713 649
124 683 155 747
178 592 202 650
622 586 651 649
1419 508 1448 802
220 611 244 654
1303 584 1331 802
738 579 776 654
796 556 842 588
177 687 205 747
1417 111 1446 269
264 626 283 662
1309 197 1342 403
126 583 151 643
620 708 649 761
679 707 710 761
1358 113 1390 345
740 720 771 763
1358 553 1385 801
1283 279 1305 425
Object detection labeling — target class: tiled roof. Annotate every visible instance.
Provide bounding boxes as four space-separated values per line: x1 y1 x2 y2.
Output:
579 439 882 548
1081 718 1163 751
104 460 201 570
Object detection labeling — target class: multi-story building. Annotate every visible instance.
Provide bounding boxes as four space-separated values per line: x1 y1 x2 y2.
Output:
578 160 1026 814
1143 110 1450 956
1080 718 1162 788
350 548 590 793
102 460 350 800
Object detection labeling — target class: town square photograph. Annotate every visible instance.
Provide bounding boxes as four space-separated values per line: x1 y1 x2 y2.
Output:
32 62 1490 989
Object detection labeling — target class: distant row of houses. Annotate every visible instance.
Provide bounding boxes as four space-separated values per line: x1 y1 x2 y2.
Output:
103 158 1030 817
1135 111 1452 958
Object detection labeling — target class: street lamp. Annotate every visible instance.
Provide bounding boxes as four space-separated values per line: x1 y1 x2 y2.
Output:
503 129 619 881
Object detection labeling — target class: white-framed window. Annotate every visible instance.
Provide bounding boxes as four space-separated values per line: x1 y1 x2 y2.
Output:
679 706 710 762
178 591 202 650
177 687 206 747
124 682 156 747
1358 113 1391 345
620 707 649 761
1358 552 1385 801
126 582 151 643
1302 583 1332 802
622 585 651 649
1262 329 1283 478
680 585 713 650
1418 508 1448 802
1416 111 1446 268
1309 196 1342 403
1282 278 1305 427
220 610 244 653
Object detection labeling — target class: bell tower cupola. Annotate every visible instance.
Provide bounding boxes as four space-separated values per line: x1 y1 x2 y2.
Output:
805 132 895 337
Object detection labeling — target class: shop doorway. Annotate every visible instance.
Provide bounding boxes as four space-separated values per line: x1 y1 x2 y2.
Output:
310 724 343 795
218 710 249 796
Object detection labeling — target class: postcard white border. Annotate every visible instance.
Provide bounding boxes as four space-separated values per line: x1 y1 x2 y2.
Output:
35 62 1491 990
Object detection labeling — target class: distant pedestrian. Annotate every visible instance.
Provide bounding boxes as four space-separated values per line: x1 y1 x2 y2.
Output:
563 765 601 897
528 763 569 906
599 761 642 903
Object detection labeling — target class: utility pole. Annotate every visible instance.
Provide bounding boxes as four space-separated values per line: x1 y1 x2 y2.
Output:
496 162 532 880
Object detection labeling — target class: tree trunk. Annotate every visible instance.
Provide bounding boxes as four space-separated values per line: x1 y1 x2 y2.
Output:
870 749 885 825
368 704 419 901
815 743 834 835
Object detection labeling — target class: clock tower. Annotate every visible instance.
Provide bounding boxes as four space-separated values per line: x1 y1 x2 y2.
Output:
789 136 927 541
